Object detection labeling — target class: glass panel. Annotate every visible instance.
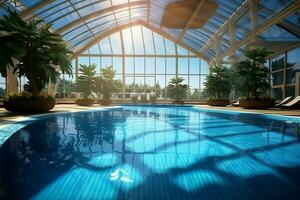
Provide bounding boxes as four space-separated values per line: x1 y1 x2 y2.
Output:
287 47 300 71
142 27 155 55
110 32 122 54
178 58 188 74
132 26 144 55
113 57 122 74
201 60 209 75
99 37 112 54
64 74 77 98
0 77 6 98
164 39 175 55
89 44 100 54
271 54 285 71
146 58 155 74
177 45 188 55
125 57 134 74
78 57 90 66
189 75 200 90
156 75 166 99
122 28 134 54
285 86 295 97
145 76 155 93
286 68 295 84
135 57 145 74
101 56 112 69
156 58 165 75
190 89 200 99
272 88 283 100
272 71 284 86
153 32 165 55
200 75 206 89
90 57 101 73
166 58 176 75
189 58 200 74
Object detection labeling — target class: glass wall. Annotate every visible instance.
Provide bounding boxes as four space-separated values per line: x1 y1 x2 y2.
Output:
60 25 209 100
270 46 300 100
0 77 5 99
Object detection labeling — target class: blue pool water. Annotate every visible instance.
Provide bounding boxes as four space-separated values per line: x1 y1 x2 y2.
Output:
1 105 300 200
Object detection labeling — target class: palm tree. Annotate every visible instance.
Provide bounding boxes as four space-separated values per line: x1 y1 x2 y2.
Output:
167 77 189 102
204 65 231 100
76 64 96 99
0 8 73 95
98 66 115 105
232 48 271 99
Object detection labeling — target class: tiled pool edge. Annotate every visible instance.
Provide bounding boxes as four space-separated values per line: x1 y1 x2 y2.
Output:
0 106 121 147
192 106 300 123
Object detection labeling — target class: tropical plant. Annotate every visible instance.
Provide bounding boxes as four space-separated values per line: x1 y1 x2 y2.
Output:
75 64 96 99
113 79 123 94
190 89 200 99
0 8 72 96
204 65 231 100
167 77 189 102
232 48 272 99
99 66 115 103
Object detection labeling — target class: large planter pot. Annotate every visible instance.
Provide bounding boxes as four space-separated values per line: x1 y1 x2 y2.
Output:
99 99 111 106
3 98 55 113
207 99 230 106
239 99 275 109
75 99 95 106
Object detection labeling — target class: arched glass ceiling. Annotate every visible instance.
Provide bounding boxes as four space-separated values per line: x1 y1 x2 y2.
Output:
1 0 300 62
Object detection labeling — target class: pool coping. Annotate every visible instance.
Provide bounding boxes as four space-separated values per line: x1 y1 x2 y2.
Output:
1 104 300 147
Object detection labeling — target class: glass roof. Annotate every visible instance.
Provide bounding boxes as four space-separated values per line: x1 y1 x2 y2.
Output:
1 0 299 62
81 25 199 57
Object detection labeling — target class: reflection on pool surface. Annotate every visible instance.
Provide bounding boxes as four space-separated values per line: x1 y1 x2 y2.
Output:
1 106 300 200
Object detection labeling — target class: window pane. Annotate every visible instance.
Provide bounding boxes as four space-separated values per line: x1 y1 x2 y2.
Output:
122 28 134 54
271 54 285 71
272 71 283 86
78 56 89 66
125 57 134 74
189 58 200 74
99 37 112 54
135 57 145 74
201 60 209 75
178 58 188 74
113 57 122 74
189 75 200 90
272 88 283 100
90 57 100 73
286 86 295 97
146 57 155 74
166 58 176 74
156 58 165 74
110 32 122 54
0 77 6 98
142 27 155 55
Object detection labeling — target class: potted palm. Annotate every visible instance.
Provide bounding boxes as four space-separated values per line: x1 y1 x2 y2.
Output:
0 9 72 113
232 48 274 109
75 64 96 106
204 65 231 106
167 77 189 104
98 66 115 105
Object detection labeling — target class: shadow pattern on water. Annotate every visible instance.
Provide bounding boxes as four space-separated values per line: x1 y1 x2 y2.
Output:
0 106 300 200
